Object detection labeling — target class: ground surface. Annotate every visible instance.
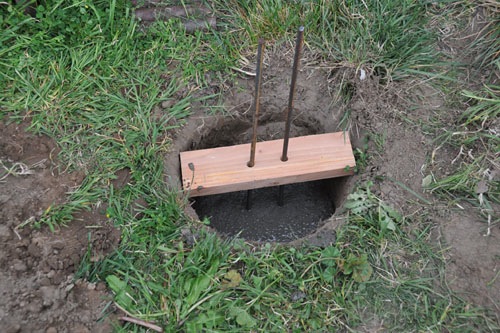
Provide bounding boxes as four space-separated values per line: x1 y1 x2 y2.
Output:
1 23 499 333
164 52 500 320
0 122 120 332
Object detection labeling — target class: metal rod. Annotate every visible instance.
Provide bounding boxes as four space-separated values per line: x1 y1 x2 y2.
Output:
246 38 265 210
278 185 284 206
247 38 265 168
281 26 304 162
246 188 253 210
278 27 304 207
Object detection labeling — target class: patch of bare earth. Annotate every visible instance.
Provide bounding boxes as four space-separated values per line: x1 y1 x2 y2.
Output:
0 121 120 333
350 74 499 320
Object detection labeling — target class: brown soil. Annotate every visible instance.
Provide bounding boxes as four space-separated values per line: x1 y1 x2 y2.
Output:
0 122 120 333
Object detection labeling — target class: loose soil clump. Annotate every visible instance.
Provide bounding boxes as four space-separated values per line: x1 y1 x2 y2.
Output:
0 121 120 333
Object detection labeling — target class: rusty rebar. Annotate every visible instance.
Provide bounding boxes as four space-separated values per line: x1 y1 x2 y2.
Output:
278 26 304 206
281 26 304 162
246 38 265 210
247 38 265 168
246 188 253 210
278 185 285 206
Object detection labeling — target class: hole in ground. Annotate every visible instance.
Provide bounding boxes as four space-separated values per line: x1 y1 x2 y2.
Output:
187 116 353 243
193 178 349 242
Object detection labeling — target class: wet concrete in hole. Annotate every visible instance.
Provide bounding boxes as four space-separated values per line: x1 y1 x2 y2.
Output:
192 180 335 242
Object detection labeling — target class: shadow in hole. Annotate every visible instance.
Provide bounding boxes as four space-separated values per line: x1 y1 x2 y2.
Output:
192 179 338 242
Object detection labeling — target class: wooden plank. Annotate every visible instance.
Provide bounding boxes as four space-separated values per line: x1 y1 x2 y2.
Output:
180 132 356 197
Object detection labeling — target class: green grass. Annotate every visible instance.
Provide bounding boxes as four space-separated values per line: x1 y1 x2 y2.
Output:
81 182 497 331
469 2 500 70
210 0 437 79
1 0 499 331
0 0 239 226
428 83 499 236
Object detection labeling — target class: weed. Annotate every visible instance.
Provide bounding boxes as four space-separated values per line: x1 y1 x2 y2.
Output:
82 183 498 331
429 84 499 208
372 130 387 153
349 131 388 174
344 181 402 234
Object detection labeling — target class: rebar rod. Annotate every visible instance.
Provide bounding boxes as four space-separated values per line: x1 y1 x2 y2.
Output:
281 26 304 162
246 38 265 210
278 26 304 206
247 38 265 168
246 188 253 210
277 185 285 207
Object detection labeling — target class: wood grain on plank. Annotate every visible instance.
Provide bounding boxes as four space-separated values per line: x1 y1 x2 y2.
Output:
180 132 356 197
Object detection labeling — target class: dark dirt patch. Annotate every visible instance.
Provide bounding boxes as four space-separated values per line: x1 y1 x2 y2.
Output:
0 121 120 333
441 209 500 313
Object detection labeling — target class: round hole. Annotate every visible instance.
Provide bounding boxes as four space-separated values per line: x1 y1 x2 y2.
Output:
187 116 353 242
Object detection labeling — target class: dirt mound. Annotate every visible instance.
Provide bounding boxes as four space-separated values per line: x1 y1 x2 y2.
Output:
0 121 120 333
